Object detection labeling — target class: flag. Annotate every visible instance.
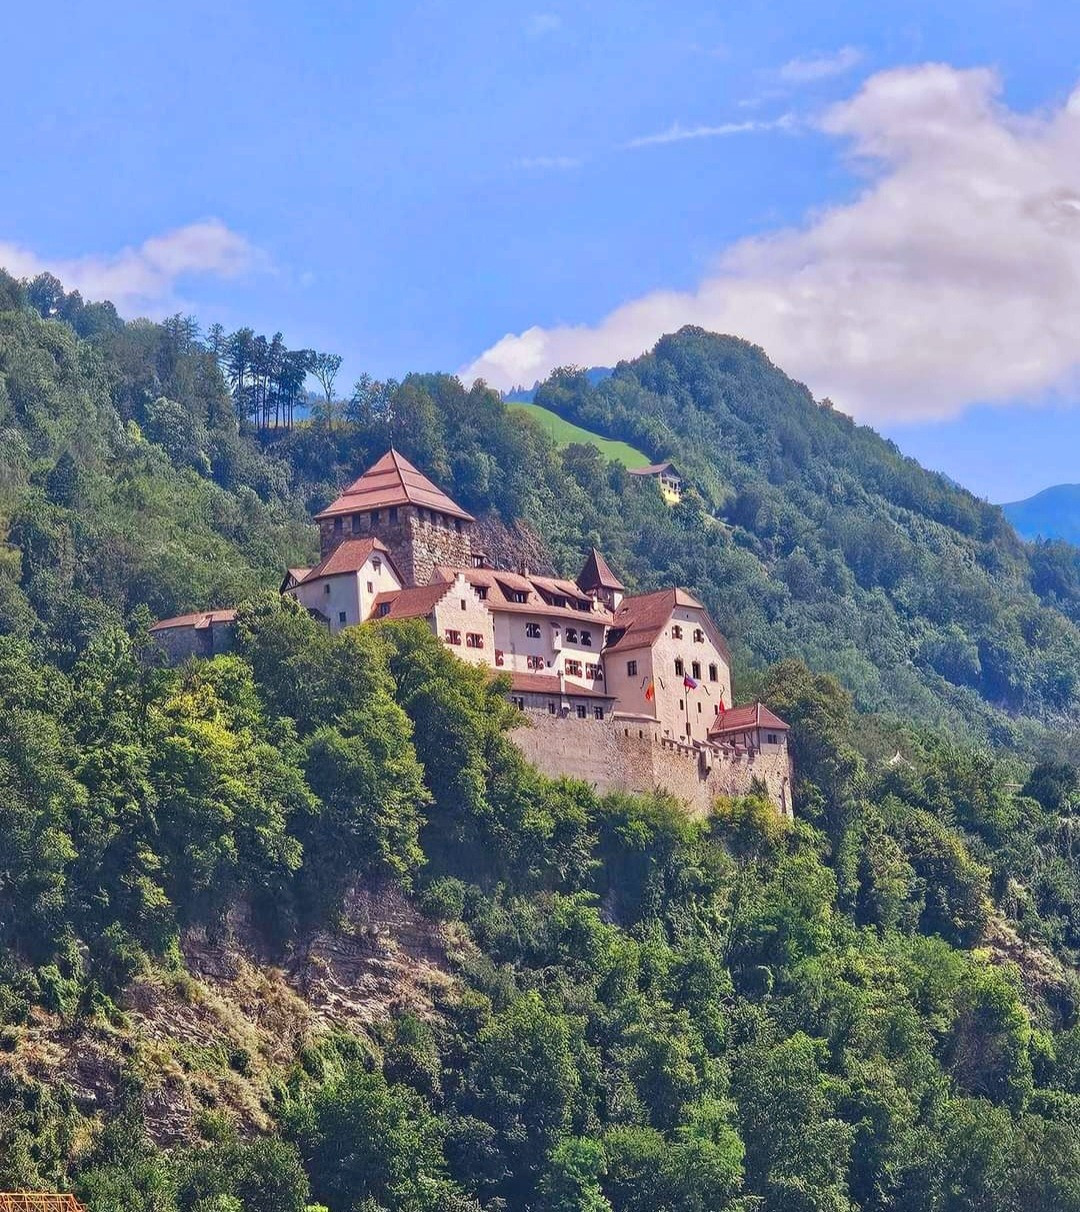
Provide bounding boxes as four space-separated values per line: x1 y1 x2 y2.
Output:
683 674 698 690
644 679 655 702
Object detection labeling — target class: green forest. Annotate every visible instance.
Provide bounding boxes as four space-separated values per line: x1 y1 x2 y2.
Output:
3 270 1080 1210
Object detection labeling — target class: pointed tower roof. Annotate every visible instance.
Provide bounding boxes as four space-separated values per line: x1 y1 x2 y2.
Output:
577 547 625 593
314 449 475 523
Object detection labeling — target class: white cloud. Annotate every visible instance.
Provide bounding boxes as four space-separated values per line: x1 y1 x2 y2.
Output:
516 155 583 170
463 64 1080 423
525 12 561 36
779 45 863 84
0 219 263 314
626 114 796 148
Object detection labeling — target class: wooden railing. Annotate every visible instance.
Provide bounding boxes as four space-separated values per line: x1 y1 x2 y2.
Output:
0 1196 86 1212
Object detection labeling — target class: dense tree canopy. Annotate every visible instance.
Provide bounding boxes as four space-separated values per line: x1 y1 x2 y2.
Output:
2 270 1080 1209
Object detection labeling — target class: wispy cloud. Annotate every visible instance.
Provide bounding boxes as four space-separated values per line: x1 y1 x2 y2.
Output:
525 12 561 36
778 45 863 84
626 114 796 148
0 219 264 315
515 155 582 170
465 65 1080 424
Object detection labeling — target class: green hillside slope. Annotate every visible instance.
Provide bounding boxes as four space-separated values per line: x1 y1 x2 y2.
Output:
508 400 650 467
5 274 1080 1211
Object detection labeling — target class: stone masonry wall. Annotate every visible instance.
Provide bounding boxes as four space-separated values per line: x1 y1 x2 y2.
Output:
511 710 794 819
320 506 472 588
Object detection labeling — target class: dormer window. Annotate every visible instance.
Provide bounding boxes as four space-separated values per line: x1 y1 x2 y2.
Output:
377 602 391 617
476 586 488 600
512 590 528 604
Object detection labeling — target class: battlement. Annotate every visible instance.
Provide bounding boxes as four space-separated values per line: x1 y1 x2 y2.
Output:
511 709 794 818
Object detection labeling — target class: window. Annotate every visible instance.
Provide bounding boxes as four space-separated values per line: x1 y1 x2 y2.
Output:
674 658 685 676
627 660 638 676
512 591 528 604
334 517 343 534
672 624 683 639
697 702 702 714
565 627 578 643
693 628 705 643
527 654 545 670
371 510 380 524
495 650 505 666
593 707 604 720
576 705 588 719
767 732 779 745
692 661 701 681
476 586 488 600
338 611 347 624
389 506 398 523
454 519 462 532
581 629 592 646
466 632 484 649
324 583 331 595
444 629 462 645
548 700 557 715
367 581 374 594
709 663 718 682
377 603 391 618
564 659 583 677
373 556 381 570
526 622 542 639
460 599 467 610
511 696 525 709
585 662 602 680
352 515 362 534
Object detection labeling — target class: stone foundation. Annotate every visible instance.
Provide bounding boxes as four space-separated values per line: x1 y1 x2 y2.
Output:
511 710 794 818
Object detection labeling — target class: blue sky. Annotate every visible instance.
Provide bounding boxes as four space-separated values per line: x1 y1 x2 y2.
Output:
4 0 1080 502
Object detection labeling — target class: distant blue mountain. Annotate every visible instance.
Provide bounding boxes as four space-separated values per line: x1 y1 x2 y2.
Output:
1002 484 1080 544
504 367 613 402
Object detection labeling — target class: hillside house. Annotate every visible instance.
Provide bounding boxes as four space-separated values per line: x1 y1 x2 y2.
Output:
628 460 683 504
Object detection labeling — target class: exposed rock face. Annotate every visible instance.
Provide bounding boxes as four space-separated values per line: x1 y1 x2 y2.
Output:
472 514 553 576
1 880 460 1145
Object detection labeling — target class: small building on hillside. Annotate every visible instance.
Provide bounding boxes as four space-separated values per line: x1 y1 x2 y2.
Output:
148 609 237 662
628 460 683 504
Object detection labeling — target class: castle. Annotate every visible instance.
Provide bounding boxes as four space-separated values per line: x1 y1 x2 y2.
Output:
151 450 794 817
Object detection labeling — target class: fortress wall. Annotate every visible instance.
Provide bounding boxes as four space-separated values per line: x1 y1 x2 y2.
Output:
511 711 794 818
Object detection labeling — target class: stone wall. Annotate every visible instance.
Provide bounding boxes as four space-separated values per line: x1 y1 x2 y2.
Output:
319 505 472 588
511 710 794 818
151 619 236 665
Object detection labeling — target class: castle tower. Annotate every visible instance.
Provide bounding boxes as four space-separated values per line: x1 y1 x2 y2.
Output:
314 449 474 587
576 547 625 611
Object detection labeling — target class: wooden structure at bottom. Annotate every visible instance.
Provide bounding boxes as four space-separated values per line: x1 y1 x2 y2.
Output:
0 1197 86 1212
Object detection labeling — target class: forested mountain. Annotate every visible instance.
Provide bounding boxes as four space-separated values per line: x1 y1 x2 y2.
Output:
4 271 1080 1211
1003 483 1080 545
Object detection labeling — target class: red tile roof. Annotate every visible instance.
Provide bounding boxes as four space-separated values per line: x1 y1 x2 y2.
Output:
432 565 611 625
603 587 708 652
509 672 614 699
314 449 475 523
301 537 399 582
577 547 625 593
150 609 237 633
709 703 790 737
369 582 453 620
